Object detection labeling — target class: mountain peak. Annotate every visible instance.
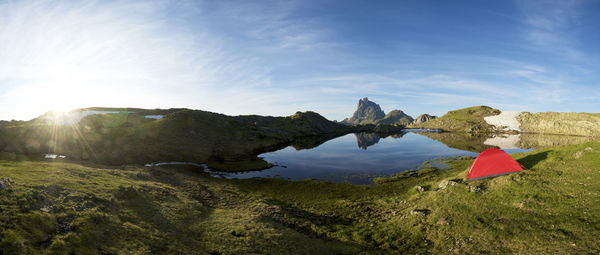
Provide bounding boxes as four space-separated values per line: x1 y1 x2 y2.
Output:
342 98 413 126
343 98 386 125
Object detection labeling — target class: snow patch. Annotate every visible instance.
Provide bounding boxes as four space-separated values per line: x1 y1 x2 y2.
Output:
45 154 66 159
484 111 522 132
484 134 521 149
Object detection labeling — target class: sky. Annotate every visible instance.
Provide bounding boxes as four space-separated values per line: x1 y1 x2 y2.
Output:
0 0 599 121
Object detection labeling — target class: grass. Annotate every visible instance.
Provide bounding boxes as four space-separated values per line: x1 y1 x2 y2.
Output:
1 142 600 254
409 106 500 133
0 109 352 171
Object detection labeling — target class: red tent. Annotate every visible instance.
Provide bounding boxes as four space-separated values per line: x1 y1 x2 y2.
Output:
467 148 523 180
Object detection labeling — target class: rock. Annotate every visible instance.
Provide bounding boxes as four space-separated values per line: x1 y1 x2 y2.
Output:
468 185 481 193
410 209 431 216
40 206 52 213
412 114 437 124
342 97 386 125
585 147 593 151
575 151 583 159
0 177 15 190
377 110 414 125
416 185 425 193
438 180 458 190
436 217 448 225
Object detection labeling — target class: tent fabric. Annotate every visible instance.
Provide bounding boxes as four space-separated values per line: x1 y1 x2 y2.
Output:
467 148 523 180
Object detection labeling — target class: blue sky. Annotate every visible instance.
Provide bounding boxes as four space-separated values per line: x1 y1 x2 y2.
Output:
0 0 599 121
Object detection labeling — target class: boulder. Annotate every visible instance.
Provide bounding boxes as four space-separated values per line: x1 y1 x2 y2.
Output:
410 209 431 216
468 185 482 193
412 114 437 124
416 185 425 193
438 180 458 190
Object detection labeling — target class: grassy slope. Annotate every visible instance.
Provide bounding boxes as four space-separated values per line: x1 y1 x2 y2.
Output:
518 112 600 137
409 106 500 133
0 109 351 171
2 142 600 254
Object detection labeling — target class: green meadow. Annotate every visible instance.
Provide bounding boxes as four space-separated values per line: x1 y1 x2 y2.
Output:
1 141 599 254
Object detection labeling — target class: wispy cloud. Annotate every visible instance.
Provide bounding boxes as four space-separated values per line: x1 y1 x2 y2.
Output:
202 0 335 52
515 0 585 59
0 0 270 120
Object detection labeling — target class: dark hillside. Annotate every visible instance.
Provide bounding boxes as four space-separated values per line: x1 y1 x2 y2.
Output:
0 108 351 171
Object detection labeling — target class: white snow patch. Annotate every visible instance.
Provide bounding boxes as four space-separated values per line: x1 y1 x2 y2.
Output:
484 134 521 149
484 111 522 132
45 154 66 159
144 115 163 119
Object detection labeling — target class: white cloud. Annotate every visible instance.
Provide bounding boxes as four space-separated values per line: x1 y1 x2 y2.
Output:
0 0 271 120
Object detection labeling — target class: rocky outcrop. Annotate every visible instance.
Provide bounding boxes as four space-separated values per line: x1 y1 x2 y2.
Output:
412 114 436 124
342 97 386 125
438 180 458 189
517 112 600 137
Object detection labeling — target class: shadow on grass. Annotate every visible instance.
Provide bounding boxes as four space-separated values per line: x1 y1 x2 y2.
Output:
257 200 371 252
517 151 549 169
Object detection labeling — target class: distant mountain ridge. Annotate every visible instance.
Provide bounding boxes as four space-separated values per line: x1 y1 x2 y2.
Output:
342 97 415 126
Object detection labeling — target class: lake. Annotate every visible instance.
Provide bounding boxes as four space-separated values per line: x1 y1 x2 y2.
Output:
215 131 597 184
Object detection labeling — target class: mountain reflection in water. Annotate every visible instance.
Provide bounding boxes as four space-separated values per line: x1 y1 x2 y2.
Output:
222 131 599 184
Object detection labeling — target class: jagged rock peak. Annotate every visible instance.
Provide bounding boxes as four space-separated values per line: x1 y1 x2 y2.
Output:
413 114 437 124
343 97 386 125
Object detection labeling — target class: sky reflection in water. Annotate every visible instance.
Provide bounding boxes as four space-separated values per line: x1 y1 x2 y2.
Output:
223 132 534 184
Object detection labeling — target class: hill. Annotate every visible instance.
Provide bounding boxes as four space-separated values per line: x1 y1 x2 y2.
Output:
409 106 500 132
377 110 414 125
0 108 351 171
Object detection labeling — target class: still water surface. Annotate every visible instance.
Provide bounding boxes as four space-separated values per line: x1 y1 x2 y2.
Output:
219 131 543 184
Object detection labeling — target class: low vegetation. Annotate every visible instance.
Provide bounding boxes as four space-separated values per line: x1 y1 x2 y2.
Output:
1 141 599 253
409 106 500 133
0 109 352 171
